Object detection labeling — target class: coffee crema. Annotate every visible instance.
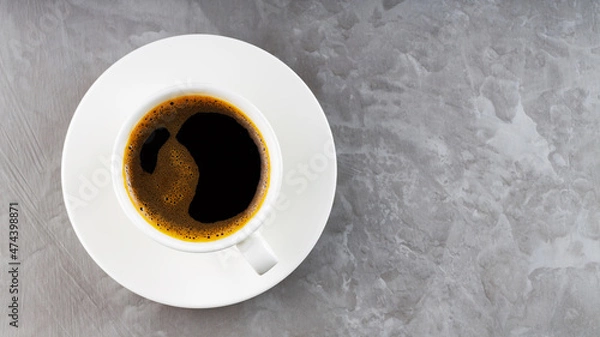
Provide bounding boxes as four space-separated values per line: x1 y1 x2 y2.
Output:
123 94 270 242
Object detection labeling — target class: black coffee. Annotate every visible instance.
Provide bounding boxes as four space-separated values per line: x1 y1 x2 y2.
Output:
123 95 269 242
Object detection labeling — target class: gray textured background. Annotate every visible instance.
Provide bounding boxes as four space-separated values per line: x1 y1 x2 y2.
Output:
2 0 600 336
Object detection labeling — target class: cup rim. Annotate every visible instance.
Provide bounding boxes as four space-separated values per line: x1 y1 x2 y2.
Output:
111 83 283 253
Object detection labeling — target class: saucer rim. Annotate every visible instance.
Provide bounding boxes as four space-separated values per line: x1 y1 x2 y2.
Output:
61 34 337 308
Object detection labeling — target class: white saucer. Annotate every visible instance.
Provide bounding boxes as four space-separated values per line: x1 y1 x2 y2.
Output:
61 35 337 308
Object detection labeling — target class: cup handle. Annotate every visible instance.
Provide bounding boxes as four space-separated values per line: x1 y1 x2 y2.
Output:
236 232 278 275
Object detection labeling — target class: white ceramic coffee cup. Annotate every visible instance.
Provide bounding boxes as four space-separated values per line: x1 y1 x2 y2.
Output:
111 83 282 275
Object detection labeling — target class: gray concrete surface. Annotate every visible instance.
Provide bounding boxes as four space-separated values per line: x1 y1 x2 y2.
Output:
2 0 600 336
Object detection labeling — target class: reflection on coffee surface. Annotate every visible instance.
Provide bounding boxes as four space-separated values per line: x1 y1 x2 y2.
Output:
123 95 269 242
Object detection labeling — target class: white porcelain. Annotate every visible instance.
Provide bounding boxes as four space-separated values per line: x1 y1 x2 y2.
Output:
61 34 337 308
111 83 282 274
